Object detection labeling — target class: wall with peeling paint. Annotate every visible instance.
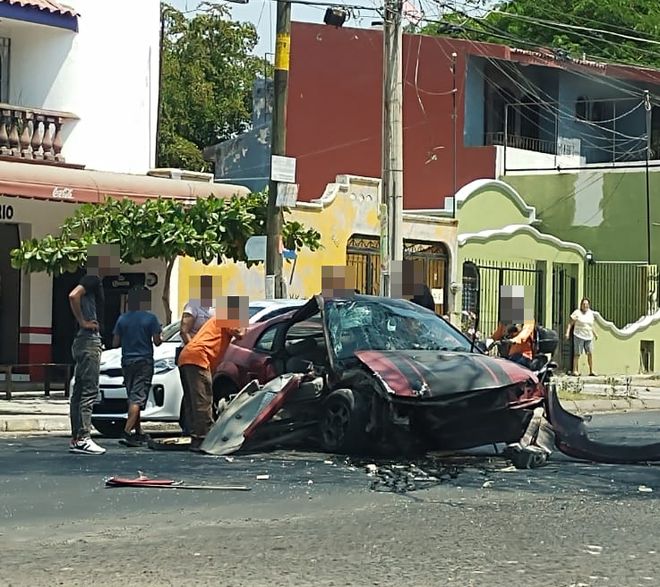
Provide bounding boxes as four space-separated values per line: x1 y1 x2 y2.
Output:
175 174 458 317
504 169 660 265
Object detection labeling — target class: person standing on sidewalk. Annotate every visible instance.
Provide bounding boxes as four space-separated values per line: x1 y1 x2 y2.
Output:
177 295 247 451
566 297 598 377
177 276 216 436
112 288 163 447
67 245 119 455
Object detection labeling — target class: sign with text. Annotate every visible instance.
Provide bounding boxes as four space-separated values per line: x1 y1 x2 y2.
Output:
276 183 299 208
271 155 296 183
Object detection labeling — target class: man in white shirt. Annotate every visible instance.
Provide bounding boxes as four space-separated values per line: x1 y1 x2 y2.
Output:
177 276 216 436
566 297 597 376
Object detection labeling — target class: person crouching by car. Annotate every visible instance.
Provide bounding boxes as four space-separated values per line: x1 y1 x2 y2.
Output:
112 287 162 447
177 295 248 452
491 320 535 368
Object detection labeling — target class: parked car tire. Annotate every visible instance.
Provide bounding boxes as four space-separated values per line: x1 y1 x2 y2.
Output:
319 388 368 454
92 418 125 438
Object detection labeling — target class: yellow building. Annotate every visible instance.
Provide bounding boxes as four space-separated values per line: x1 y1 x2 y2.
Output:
173 174 458 318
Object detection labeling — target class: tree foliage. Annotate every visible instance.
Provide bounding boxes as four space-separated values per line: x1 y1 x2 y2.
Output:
421 1 660 69
157 2 269 170
10 194 321 322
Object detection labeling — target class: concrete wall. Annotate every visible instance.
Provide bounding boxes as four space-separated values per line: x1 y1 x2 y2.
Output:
504 168 660 265
175 175 458 319
0 0 160 174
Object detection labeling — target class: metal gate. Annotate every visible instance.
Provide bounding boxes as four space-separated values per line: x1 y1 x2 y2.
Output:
404 241 449 315
346 235 380 295
462 259 544 340
552 263 578 371
585 262 657 328
345 236 448 308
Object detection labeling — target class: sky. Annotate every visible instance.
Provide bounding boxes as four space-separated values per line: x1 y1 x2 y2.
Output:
168 0 378 58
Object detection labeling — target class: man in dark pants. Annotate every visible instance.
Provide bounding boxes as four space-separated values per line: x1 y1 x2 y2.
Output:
177 295 247 451
67 245 119 455
178 275 215 436
112 288 162 447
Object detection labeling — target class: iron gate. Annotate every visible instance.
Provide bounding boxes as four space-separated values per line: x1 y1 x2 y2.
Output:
552 263 578 371
462 259 545 340
345 236 448 309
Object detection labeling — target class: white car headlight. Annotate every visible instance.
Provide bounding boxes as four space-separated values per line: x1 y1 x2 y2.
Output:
154 358 177 374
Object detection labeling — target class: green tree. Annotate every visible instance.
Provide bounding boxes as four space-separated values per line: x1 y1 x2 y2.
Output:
157 2 269 170
421 1 660 68
10 194 321 324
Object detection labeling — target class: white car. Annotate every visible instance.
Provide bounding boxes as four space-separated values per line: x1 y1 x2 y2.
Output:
77 299 306 438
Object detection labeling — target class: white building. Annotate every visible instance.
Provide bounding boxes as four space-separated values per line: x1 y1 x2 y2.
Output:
0 1 246 377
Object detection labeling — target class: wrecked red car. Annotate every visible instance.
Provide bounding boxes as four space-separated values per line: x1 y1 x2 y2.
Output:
206 294 547 456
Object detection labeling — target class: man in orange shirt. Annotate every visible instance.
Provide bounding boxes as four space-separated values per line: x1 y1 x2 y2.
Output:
177 295 248 451
491 320 535 368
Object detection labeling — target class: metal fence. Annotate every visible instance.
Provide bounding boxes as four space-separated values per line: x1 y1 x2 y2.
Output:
462 259 545 339
585 263 658 328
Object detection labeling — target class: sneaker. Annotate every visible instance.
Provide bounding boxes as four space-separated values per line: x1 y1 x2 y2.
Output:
119 431 144 447
135 432 152 443
69 437 106 455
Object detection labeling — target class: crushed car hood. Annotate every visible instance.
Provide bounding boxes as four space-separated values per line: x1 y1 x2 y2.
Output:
354 350 538 398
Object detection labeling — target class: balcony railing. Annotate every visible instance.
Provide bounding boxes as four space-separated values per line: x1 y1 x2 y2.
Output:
485 132 558 155
0 104 78 165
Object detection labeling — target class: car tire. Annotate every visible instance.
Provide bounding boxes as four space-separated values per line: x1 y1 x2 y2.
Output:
319 389 368 454
91 418 125 438
212 378 238 420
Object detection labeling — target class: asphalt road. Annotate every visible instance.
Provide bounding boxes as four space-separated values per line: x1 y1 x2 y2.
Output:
1 411 658 587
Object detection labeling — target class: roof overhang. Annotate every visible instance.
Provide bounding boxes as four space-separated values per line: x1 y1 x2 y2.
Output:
0 160 250 204
0 0 79 33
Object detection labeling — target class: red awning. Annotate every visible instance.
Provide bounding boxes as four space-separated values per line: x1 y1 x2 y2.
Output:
0 160 250 204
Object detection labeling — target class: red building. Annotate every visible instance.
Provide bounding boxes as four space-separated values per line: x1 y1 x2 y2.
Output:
209 22 660 210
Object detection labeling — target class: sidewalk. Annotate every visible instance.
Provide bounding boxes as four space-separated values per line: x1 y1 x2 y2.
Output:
2 378 660 434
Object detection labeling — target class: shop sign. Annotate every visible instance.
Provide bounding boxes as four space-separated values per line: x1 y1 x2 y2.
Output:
52 186 74 200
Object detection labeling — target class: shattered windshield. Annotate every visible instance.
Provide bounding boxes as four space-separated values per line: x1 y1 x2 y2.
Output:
324 297 473 361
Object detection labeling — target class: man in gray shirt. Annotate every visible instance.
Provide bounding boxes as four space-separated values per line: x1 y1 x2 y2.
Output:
68 245 119 455
177 275 215 436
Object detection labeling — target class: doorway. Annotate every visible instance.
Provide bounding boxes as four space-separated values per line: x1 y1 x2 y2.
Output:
0 223 20 364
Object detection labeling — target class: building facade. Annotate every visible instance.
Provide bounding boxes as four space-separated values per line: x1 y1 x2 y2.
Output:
0 0 247 378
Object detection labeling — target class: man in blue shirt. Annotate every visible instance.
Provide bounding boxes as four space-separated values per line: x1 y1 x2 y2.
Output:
112 287 162 447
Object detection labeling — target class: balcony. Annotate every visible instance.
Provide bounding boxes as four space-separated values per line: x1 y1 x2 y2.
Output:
0 104 79 166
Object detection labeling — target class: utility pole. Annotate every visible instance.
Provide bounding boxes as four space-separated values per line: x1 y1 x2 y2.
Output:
266 0 291 299
381 0 404 297
644 90 652 266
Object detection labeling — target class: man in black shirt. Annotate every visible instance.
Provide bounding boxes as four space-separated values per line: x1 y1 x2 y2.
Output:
68 245 119 455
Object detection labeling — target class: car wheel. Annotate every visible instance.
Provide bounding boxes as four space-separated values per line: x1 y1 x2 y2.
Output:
91 418 125 438
319 389 368 454
213 378 238 420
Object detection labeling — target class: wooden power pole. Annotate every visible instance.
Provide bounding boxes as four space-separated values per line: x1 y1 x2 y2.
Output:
381 0 404 297
266 0 291 299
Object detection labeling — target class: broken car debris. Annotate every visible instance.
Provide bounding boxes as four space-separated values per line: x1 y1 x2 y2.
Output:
105 473 251 491
151 295 659 468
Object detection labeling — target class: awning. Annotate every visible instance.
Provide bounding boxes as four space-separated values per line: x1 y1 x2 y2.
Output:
0 160 250 204
0 0 79 32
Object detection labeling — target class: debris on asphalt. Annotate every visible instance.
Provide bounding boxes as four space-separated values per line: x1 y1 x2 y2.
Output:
105 473 251 491
482 480 494 488
351 456 466 493
638 485 653 493
256 474 270 480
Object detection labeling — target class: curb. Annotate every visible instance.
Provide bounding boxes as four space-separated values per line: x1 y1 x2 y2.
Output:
1 416 69 433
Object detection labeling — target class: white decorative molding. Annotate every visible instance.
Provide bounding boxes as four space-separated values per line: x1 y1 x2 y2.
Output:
458 223 587 256
453 179 538 223
594 310 660 338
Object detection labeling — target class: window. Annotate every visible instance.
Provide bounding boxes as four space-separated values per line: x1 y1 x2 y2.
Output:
0 38 9 103
575 96 590 121
255 325 280 352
